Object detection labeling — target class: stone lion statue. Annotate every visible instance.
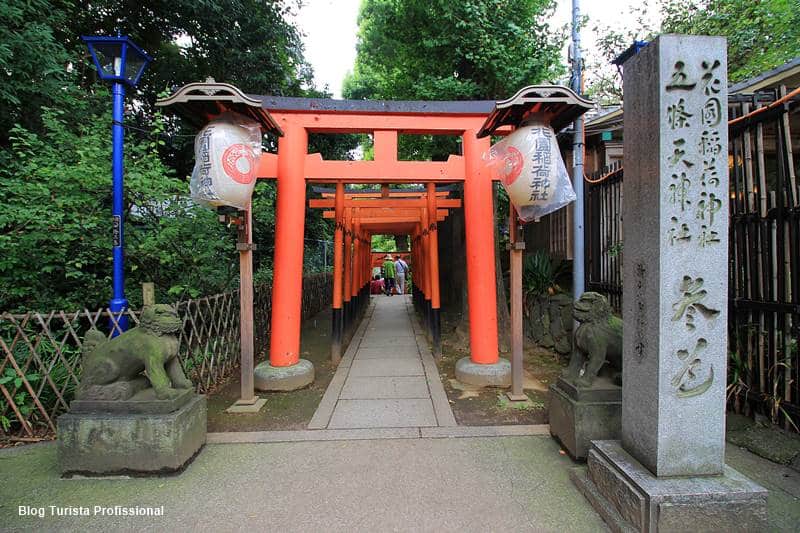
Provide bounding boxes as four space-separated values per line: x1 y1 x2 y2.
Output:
564 292 623 388
77 304 193 401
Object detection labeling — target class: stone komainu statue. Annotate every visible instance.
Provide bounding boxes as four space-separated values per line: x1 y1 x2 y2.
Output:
565 292 623 387
77 304 193 401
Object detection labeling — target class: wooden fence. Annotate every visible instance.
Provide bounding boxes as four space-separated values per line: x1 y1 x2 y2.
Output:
0 273 332 439
728 90 799 428
582 89 799 428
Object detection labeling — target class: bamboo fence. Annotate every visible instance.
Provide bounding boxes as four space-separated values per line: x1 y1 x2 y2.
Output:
0 273 332 439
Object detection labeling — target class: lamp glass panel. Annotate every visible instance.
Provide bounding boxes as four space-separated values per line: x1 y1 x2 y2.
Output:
92 42 124 77
124 53 146 84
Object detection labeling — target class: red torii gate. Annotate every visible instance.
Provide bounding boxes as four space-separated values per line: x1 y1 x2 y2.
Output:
157 82 592 404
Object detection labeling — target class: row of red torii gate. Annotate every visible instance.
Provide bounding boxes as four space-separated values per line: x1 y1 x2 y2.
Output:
157 81 592 404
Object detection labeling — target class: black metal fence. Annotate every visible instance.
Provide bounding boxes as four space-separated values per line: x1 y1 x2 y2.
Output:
584 163 624 312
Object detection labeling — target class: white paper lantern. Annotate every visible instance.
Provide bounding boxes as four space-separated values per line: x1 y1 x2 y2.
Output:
189 113 262 209
487 120 576 222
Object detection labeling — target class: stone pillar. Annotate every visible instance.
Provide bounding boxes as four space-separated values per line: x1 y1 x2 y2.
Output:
572 35 767 532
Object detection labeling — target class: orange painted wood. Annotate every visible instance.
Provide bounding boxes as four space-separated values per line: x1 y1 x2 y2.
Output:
269 111 487 134
343 208 352 304
303 154 465 182
321 208 449 218
320 191 451 198
463 131 499 365
332 182 344 309
309 198 461 208
373 130 398 163
427 183 441 309
269 124 307 367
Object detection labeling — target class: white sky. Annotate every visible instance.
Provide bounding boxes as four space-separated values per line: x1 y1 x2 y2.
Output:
292 0 662 98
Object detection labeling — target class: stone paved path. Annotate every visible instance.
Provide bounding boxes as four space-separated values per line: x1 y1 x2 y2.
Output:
309 294 456 429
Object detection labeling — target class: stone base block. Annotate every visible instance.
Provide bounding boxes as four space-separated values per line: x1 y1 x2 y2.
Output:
57 395 207 476
549 376 621 460
455 357 511 387
225 397 267 413
572 440 768 532
254 359 314 391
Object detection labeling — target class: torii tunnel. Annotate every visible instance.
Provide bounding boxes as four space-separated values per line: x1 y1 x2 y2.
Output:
309 183 458 361
157 82 592 396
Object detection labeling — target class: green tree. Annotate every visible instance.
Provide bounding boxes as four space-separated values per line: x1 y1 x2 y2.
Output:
0 94 239 310
344 0 564 101
660 0 800 83
587 0 800 104
343 0 565 349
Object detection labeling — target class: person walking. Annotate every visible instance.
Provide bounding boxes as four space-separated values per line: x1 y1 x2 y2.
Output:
394 255 408 295
382 254 396 296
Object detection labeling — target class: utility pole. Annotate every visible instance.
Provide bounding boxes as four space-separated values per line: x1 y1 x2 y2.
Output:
571 0 585 300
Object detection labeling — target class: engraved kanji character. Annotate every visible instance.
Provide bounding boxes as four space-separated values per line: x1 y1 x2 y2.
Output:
698 129 722 156
696 191 722 225
701 157 720 187
667 216 691 245
668 172 692 211
672 275 720 327
698 225 720 247
672 338 714 398
702 98 722 127
667 98 693 129
668 138 694 168
666 61 697 91
700 59 722 95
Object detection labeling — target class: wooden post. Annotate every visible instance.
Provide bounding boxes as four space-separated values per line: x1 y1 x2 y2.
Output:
462 130 499 364
141 282 155 307
238 204 256 403
269 123 308 367
343 207 353 332
426 182 441 356
331 182 344 363
507 207 526 401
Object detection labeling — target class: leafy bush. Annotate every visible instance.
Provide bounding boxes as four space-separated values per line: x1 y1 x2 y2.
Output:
522 250 566 298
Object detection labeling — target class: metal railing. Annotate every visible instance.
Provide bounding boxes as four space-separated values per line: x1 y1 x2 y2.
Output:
584 163 624 312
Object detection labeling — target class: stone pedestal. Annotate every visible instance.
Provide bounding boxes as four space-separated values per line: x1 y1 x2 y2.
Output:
455 357 511 387
254 358 314 391
572 441 767 533
549 376 620 460
58 394 206 476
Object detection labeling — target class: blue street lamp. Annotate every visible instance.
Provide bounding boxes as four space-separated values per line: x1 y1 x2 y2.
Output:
81 34 152 334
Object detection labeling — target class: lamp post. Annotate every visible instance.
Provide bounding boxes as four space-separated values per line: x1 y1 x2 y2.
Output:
81 34 152 334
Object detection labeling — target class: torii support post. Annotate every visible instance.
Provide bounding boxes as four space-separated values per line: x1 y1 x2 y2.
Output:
352 215 362 318
331 182 344 364
343 208 353 334
456 130 511 387
254 123 314 391
426 183 442 357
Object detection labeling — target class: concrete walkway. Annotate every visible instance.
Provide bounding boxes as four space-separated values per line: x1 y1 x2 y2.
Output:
309 294 456 430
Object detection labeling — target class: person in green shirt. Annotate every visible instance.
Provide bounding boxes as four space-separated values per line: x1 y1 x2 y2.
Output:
382 254 396 296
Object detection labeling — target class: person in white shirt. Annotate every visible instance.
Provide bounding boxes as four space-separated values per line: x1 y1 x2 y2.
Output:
394 255 409 295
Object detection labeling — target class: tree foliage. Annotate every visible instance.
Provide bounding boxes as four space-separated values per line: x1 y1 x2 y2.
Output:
344 0 564 102
587 0 800 104
660 0 800 83
0 0 344 312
